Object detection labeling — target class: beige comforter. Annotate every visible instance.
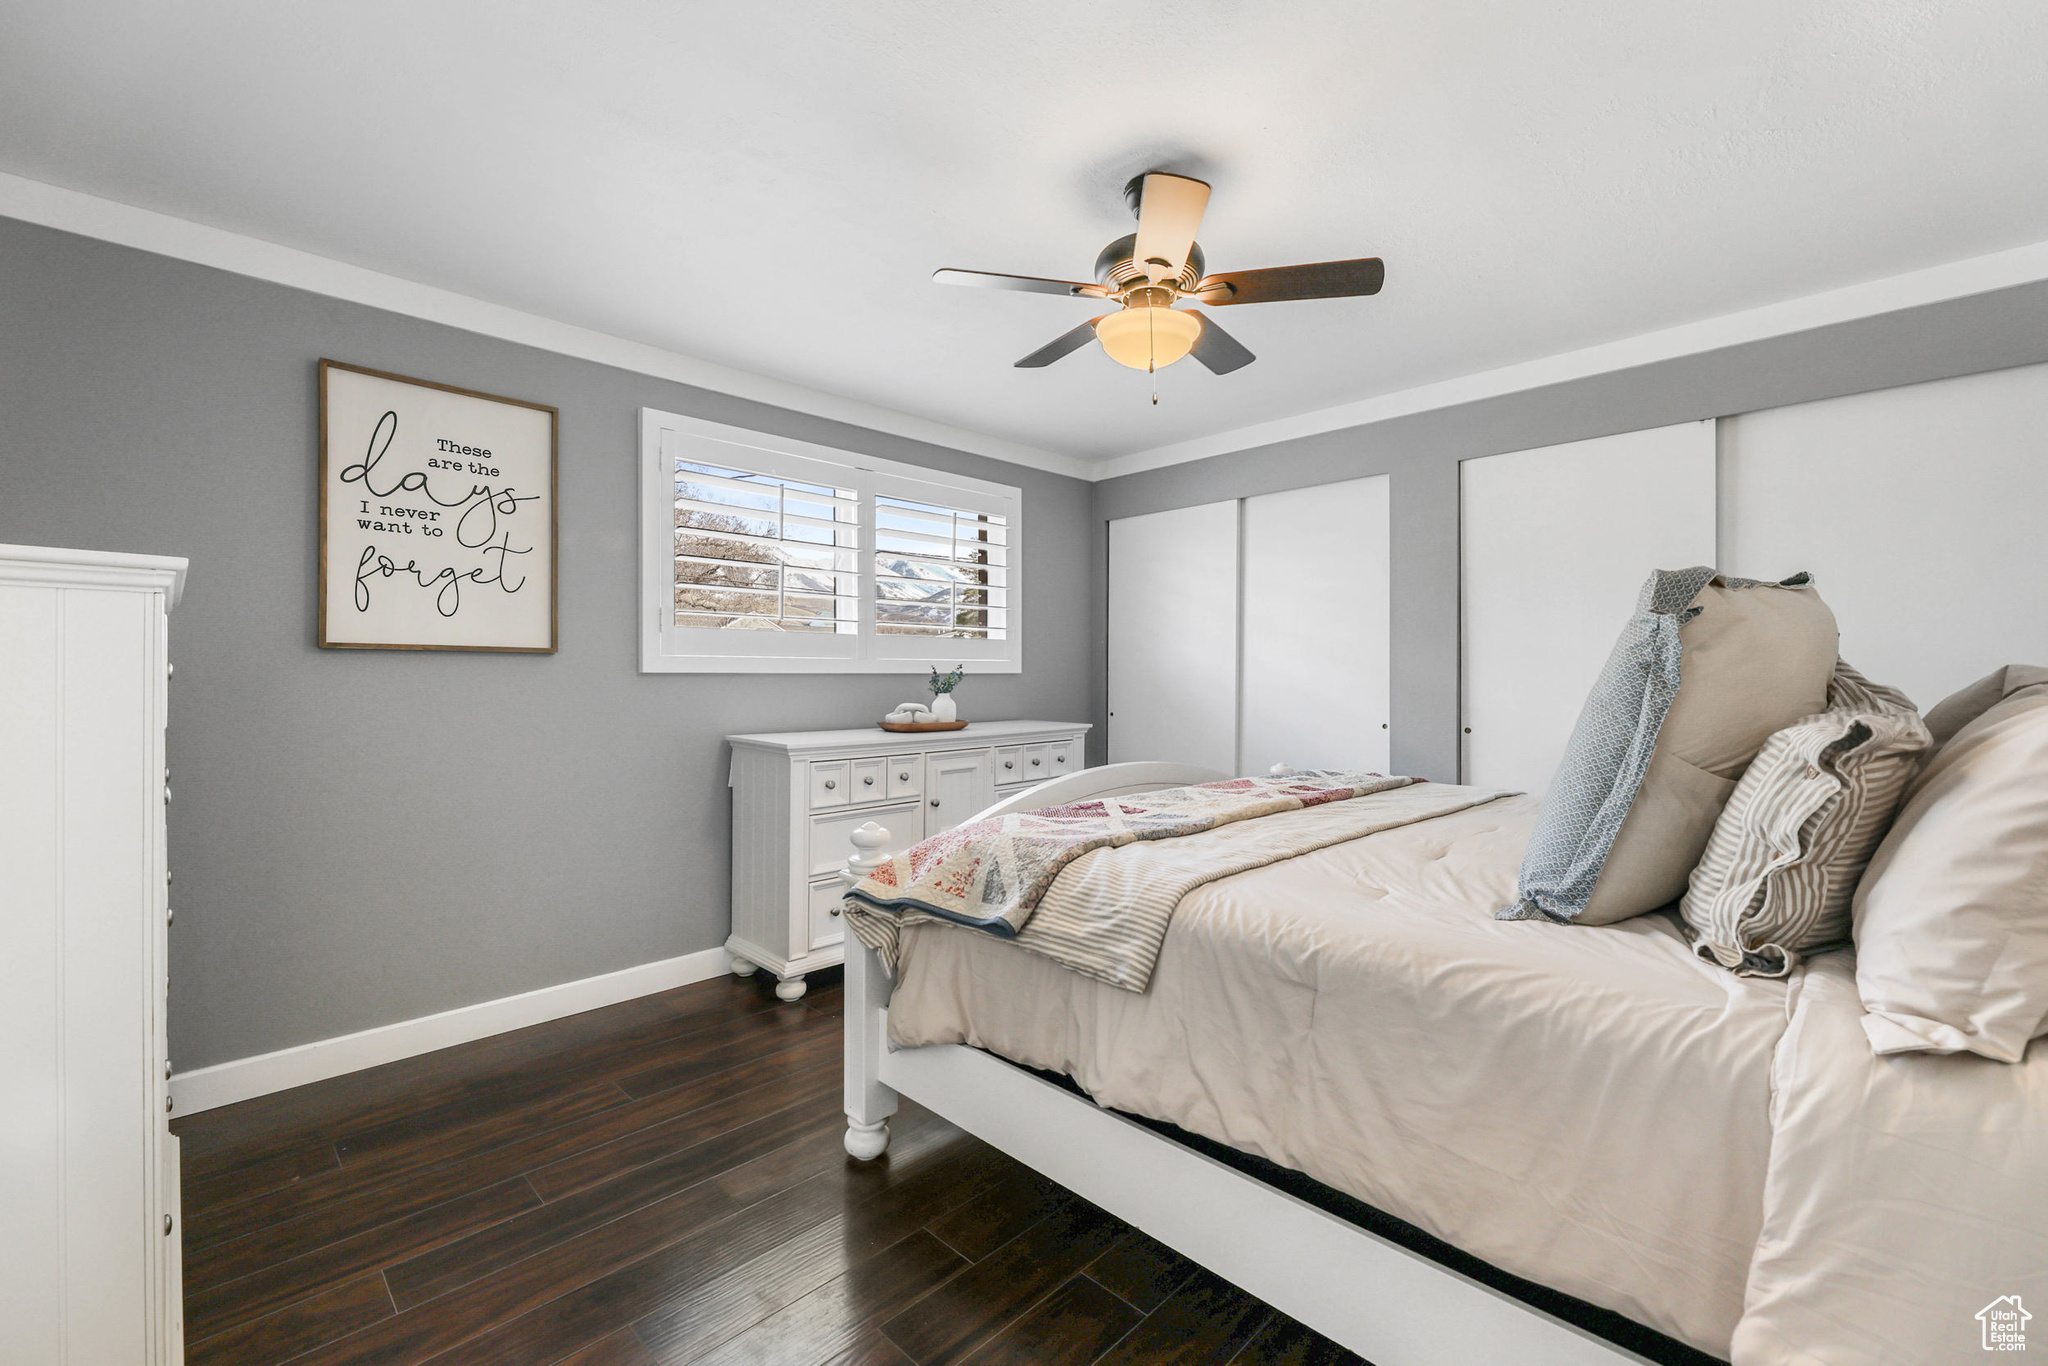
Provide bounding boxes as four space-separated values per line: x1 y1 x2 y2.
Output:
1732 953 2048 1366
887 792 1789 1356
886 788 2048 1363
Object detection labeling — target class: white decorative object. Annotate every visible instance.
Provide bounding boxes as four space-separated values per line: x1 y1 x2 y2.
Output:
0 543 186 1363
841 761 1644 1366
885 702 930 723
320 360 558 653
725 719 1089 999
927 665 965 724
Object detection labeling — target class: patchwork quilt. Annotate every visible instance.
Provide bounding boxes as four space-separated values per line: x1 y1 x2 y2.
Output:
843 772 1511 990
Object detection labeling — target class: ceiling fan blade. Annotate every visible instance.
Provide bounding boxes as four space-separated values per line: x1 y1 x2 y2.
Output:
1131 172 1211 285
1014 318 1106 368
1193 258 1384 305
1186 310 1256 375
934 268 1108 298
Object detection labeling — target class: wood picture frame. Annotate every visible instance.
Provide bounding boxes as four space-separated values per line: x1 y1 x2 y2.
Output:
318 359 559 652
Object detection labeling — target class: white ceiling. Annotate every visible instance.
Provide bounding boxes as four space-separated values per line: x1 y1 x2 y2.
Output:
4 1 2047 469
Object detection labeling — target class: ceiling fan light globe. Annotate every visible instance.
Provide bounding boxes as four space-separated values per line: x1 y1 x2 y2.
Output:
1094 307 1201 371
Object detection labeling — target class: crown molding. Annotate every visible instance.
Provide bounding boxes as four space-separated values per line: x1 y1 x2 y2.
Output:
12 169 2048 487
1093 234 2048 481
0 170 1090 481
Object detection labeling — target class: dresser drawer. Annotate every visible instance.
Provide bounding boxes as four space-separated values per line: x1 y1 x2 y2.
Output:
809 760 851 809
808 879 847 950
993 746 1024 782
1048 738 1079 774
851 757 887 801
887 754 922 799
1021 743 1049 779
810 800 920 878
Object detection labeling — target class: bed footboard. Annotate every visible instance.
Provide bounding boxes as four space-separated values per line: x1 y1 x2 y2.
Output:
836 761 1225 1162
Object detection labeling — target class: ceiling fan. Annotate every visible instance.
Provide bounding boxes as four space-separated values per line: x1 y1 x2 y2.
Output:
934 171 1384 378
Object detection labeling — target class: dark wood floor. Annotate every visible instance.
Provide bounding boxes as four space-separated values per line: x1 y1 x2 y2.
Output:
173 968 1365 1365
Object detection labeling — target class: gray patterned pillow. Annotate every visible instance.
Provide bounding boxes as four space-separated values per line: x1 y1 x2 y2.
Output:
1679 662 1929 976
1501 567 1838 925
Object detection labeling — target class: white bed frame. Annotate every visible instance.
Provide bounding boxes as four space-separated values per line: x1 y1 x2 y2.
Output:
839 762 1655 1366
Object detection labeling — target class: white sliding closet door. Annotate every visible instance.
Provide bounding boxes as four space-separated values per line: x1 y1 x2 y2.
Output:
1241 477 1391 776
1108 501 1239 772
1721 362 2048 711
1461 422 1715 794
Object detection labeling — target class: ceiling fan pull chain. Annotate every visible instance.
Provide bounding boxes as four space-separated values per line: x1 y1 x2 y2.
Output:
1149 308 1159 404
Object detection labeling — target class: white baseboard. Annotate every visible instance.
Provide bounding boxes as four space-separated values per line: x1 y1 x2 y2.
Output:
168 946 733 1116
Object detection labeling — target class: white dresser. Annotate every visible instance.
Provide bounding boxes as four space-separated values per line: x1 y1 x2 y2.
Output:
726 719 1092 998
1 544 187 1364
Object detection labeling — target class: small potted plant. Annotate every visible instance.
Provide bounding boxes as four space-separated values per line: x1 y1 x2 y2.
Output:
927 665 965 723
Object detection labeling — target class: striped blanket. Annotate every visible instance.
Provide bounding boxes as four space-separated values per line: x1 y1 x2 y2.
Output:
842 773 1512 992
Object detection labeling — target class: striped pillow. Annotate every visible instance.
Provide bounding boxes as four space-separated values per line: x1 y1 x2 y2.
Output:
1680 662 1929 976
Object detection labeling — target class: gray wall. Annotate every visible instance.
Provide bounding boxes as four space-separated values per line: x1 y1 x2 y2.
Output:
0 216 1096 1071
1092 278 2048 783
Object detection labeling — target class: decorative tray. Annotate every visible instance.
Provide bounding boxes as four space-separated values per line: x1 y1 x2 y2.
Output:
877 719 970 733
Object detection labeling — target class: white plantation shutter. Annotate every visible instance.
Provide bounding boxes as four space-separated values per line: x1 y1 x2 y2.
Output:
872 494 1008 640
640 410 1022 673
672 459 859 633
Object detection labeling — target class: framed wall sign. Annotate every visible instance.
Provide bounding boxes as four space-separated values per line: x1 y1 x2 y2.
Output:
318 360 558 652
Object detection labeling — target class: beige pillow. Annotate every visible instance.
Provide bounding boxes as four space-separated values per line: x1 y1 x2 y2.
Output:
1578 574 1839 924
1681 662 1929 975
1920 663 2048 752
1853 680 2048 1062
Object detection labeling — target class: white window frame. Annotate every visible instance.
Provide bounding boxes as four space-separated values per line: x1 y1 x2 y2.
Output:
640 408 1023 674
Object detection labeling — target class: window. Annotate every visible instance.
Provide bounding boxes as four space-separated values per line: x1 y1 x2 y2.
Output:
640 409 1023 673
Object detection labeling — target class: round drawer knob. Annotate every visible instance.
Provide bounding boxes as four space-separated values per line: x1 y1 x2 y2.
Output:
930 799 940 808
165 1094 174 1112
829 906 841 917
824 780 836 790
1004 761 1014 769
1031 758 1041 766
898 772 909 780
164 1214 173 1236
863 776 874 786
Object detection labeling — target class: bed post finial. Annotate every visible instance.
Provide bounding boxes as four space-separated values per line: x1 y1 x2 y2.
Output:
1269 761 1295 776
843 821 891 888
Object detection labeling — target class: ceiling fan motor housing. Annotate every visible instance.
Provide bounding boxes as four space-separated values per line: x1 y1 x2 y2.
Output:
1094 233 1205 294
